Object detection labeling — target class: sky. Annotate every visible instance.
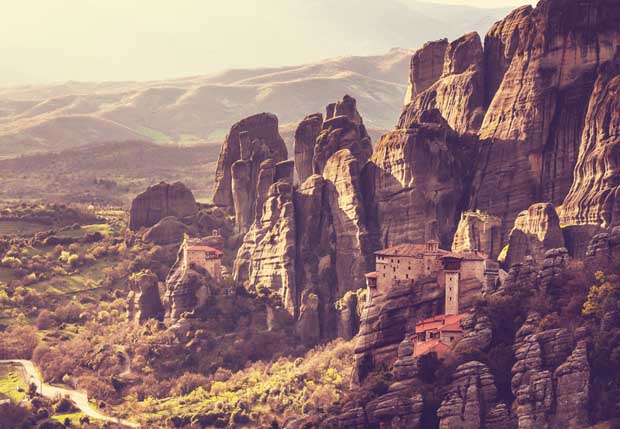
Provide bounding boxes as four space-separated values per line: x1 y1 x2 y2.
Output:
0 0 535 85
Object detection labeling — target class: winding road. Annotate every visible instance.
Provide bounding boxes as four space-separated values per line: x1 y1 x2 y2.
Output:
0 359 139 428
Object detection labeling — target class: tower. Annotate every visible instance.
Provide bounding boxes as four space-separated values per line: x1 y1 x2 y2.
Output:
441 255 462 315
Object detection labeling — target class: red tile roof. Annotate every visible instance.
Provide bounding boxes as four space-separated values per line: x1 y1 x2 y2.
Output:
365 271 378 279
415 313 470 334
186 244 224 256
413 339 451 357
374 243 452 257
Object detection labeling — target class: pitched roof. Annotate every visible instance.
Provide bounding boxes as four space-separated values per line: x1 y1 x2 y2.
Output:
186 244 224 256
374 243 452 258
413 339 451 357
364 271 378 279
414 313 470 334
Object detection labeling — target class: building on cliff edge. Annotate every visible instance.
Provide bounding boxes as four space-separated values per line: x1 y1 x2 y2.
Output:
364 241 499 357
182 237 223 282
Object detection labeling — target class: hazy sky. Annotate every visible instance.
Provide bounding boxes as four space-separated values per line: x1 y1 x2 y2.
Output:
1 0 535 85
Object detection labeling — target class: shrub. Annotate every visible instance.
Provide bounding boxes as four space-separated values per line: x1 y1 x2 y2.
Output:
55 302 82 323
36 310 55 330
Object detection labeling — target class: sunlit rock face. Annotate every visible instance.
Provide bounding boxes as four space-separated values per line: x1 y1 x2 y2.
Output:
233 180 297 313
363 113 470 249
313 95 372 175
129 181 198 231
452 210 503 260
212 113 287 233
294 113 323 184
561 57 620 229
471 0 620 239
400 32 485 136
503 203 565 268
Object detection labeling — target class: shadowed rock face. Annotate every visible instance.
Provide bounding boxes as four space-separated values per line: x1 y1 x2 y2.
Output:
129 181 198 231
363 116 469 249
404 39 448 105
503 203 565 268
294 113 323 184
233 180 297 313
128 270 164 325
213 113 288 212
472 0 620 239
561 58 620 228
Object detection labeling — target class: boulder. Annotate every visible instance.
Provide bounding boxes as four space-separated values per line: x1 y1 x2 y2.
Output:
128 182 198 231
143 216 190 246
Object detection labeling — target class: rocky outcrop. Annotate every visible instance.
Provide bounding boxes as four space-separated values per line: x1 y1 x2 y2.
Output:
233 181 296 313
511 315 590 429
554 339 590 429
438 361 511 429
129 182 198 231
472 0 620 240
336 291 362 341
313 96 372 175
212 113 288 234
561 56 620 228
294 113 323 184
503 203 565 268
363 114 469 249
128 270 164 325
586 226 620 266
323 150 372 299
452 210 503 259
143 216 190 246
400 33 485 135
295 291 320 347
404 39 448 105
164 249 214 323
454 313 493 356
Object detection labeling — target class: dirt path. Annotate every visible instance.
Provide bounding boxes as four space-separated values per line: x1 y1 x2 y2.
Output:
0 359 139 428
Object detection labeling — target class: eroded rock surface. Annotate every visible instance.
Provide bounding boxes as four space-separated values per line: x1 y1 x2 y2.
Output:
294 113 323 184
503 203 565 268
128 270 164 325
452 210 503 259
129 182 198 231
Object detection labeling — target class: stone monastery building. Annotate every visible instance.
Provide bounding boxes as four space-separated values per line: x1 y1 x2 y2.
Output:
365 241 499 357
183 238 224 282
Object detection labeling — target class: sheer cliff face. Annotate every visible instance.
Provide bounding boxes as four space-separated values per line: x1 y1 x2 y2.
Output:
473 0 620 238
212 113 288 211
400 32 485 136
561 59 620 228
363 117 467 249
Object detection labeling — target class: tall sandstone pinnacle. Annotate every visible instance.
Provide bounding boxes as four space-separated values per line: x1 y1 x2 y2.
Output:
313 95 373 175
294 113 323 184
212 113 288 234
472 0 620 239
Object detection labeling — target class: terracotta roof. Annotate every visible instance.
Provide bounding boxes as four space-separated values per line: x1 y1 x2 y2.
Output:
365 271 378 279
415 313 470 334
413 339 451 357
375 243 452 258
186 244 224 256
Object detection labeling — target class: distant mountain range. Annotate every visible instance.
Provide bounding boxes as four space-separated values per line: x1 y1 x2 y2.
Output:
0 1 512 158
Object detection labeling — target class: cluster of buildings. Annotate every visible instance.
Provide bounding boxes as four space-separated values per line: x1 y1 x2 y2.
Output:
182 233 224 282
365 240 500 358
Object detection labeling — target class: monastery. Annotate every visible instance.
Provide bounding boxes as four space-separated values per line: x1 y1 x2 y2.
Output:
365 240 499 357
182 237 224 282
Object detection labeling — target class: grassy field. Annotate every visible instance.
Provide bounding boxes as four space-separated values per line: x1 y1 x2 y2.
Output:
136 126 172 145
0 221 49 236
0 365 27 403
